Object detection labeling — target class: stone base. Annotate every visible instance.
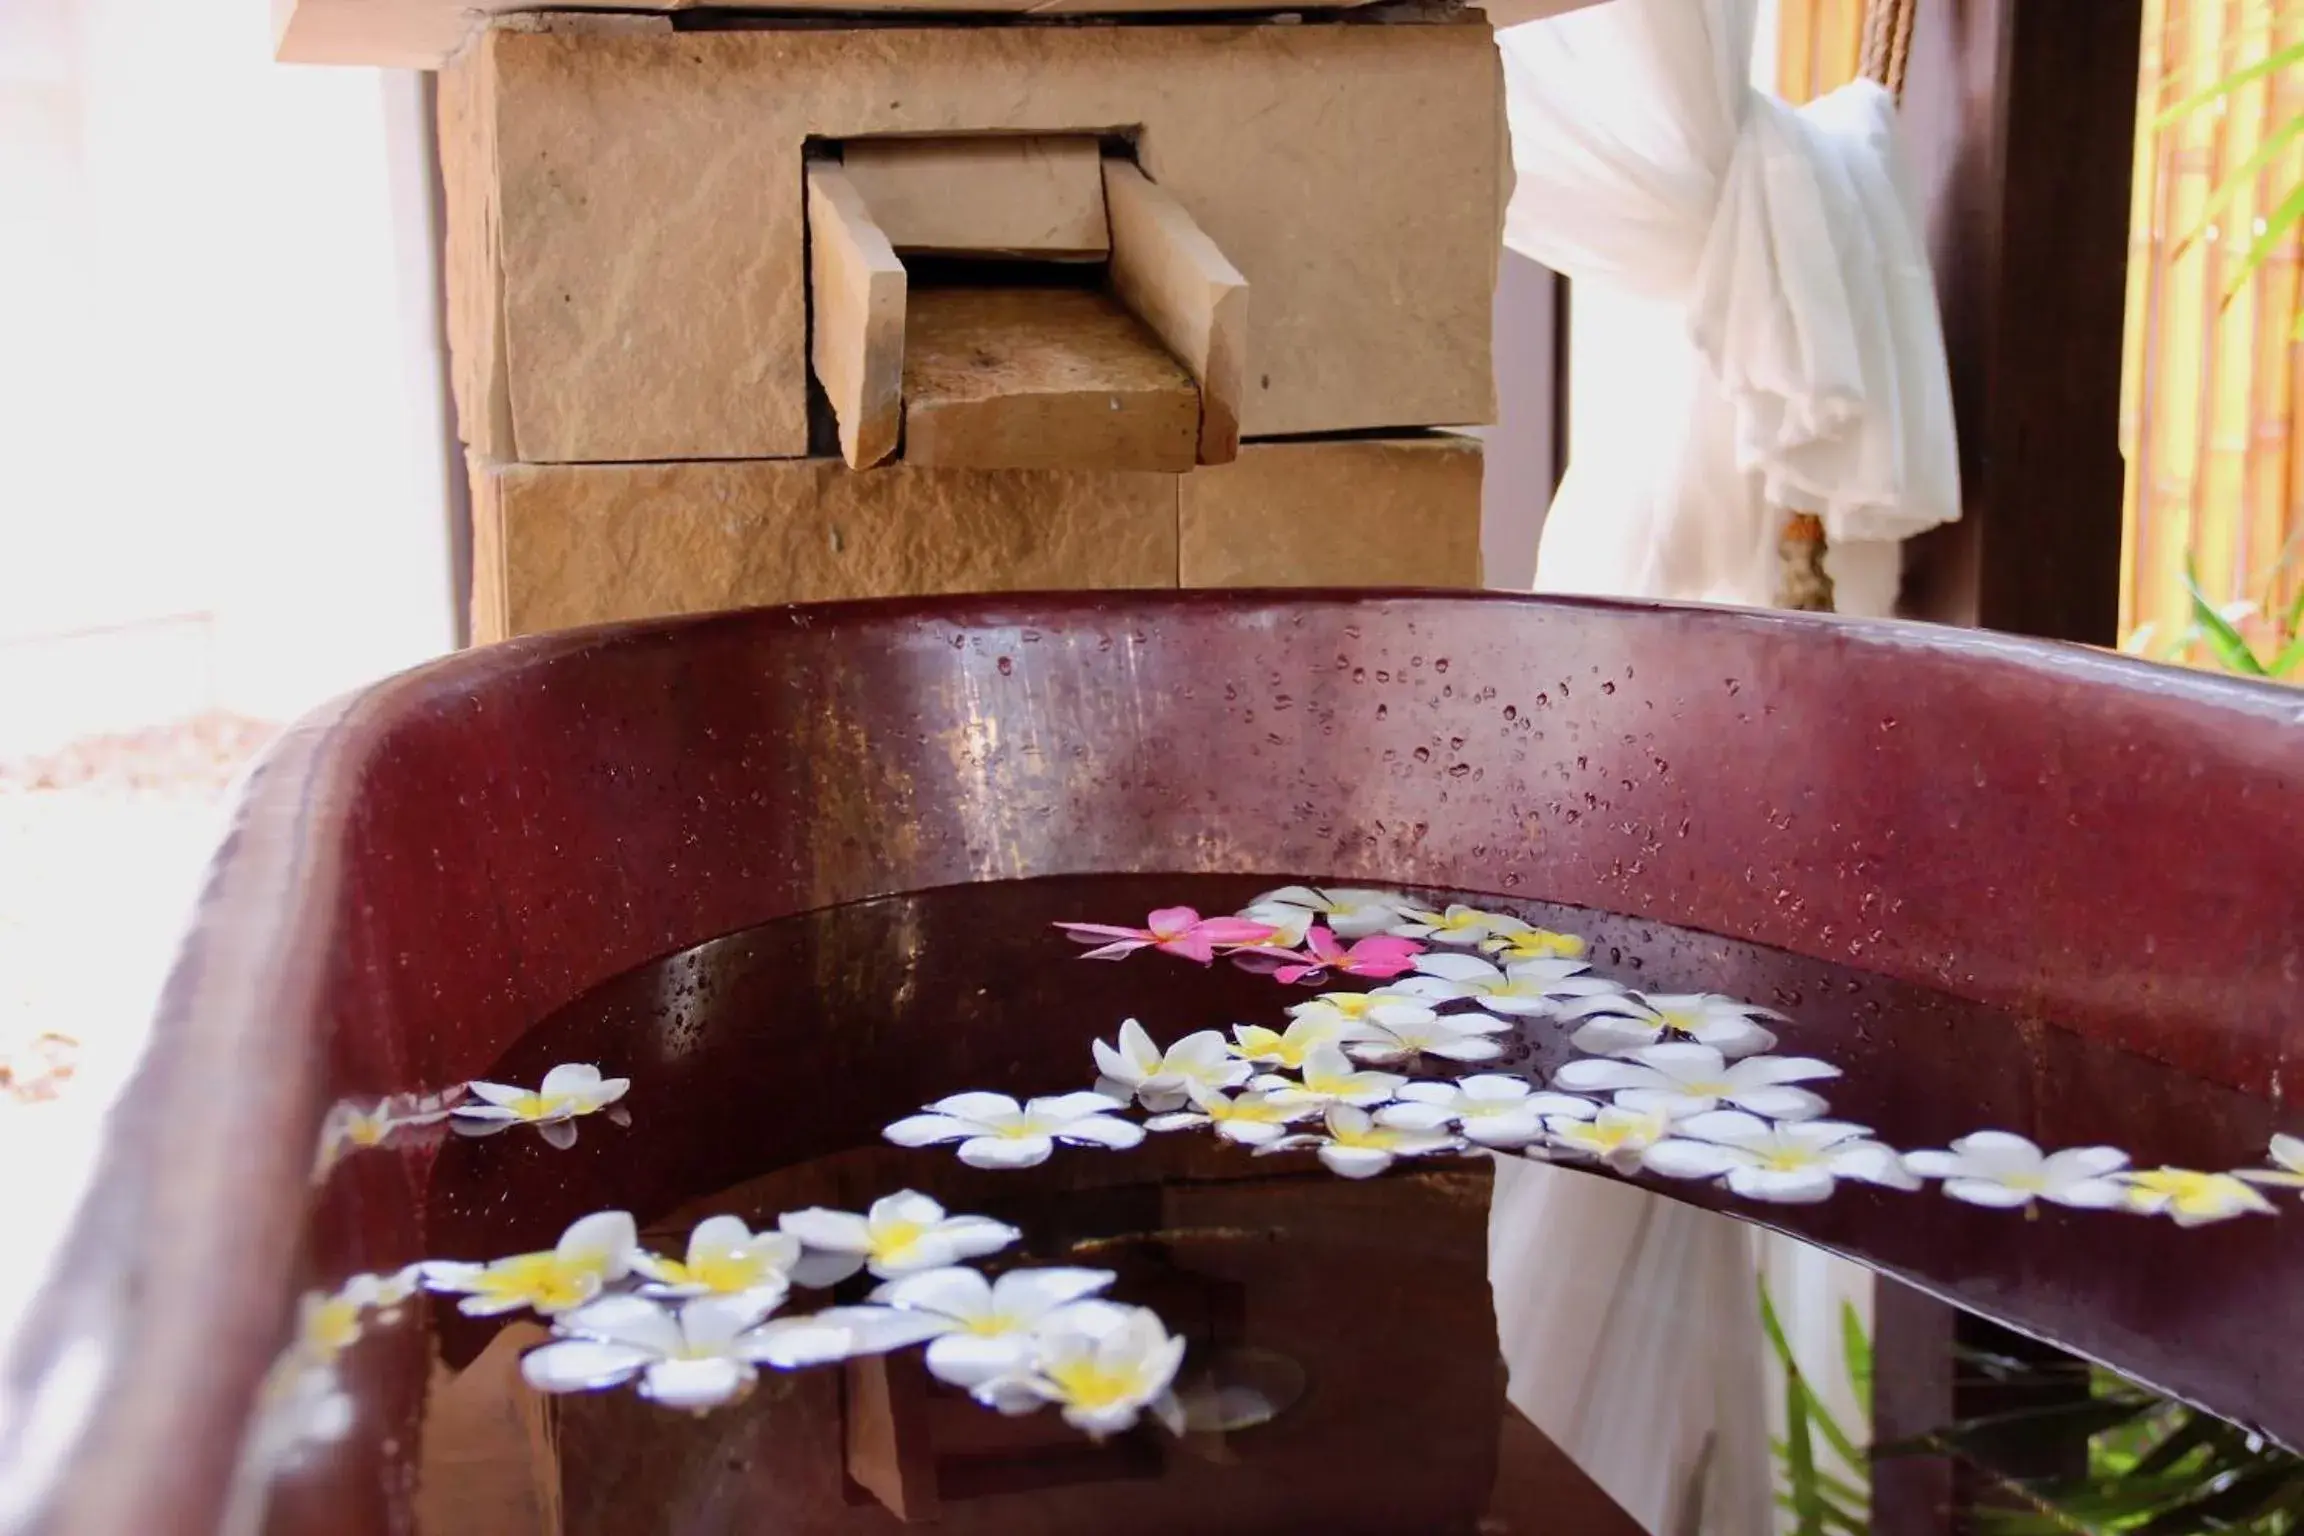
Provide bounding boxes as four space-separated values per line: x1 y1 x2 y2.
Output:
468 436 1482 641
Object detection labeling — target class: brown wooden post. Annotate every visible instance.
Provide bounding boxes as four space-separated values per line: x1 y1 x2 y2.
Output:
1898 0 2144 646
1878 4 2144 1530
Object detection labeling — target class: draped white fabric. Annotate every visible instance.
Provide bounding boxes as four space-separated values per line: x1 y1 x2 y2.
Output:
1497 0 1958 614
1488 5 1925 1529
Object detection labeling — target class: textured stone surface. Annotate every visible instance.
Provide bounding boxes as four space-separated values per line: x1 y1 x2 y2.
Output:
461 22 1501 463
1179 435 1485 588
901 287 1199 472
470 457 1179 640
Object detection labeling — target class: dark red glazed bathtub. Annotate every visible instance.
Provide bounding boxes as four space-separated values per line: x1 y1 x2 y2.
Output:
6 590 2301 1534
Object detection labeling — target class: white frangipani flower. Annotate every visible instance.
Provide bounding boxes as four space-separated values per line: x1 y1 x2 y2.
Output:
1240 885 1410 942
420 1210 641 1317
1544 1105 1673 1174
971 1301 1188 1437
1263 1104 1460 1179
521 1293 943 1412
1481 925 1588 964
1386 953 1620 1016
1143 1085 1315 1147
1091 1020 1250 1111
1289 989 1426 1027
1387 903 1521 946
1227 1014 1376 1070
870 1265 1118 1388
778 1191 1019 1281
449 1063 631 1149
1340 1001 1513 1065
2119 1168 2279 1227
1643 1112 1917 1204
2235 1132 2304 1195
1377 1075 1595 1149
1556 992 1782 1058
884 1091 1146 1170
634 1215 801 1303
1901 1132 2129 1211
1253 1043 1406 1110
291 1265 426 1367
1553 1041 1838 1121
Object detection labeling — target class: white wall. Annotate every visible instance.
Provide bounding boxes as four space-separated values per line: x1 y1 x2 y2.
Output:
0 0 454 752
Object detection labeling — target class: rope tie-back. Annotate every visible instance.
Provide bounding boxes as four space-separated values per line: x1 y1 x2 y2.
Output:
1774 0 1919 612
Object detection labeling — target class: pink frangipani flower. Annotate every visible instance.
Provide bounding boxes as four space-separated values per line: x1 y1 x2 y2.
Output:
1263 926 1426 986
1053 907 1277 965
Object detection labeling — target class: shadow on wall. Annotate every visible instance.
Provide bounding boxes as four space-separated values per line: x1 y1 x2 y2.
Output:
1480 249 1563 592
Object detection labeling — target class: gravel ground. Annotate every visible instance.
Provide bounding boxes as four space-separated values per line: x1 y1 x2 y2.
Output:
0 712 276 1331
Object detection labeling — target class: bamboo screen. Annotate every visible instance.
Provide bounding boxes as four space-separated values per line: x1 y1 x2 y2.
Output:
2123 0 2304 659
1774 0 2302 661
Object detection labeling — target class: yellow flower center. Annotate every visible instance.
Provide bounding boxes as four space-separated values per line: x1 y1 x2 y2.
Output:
964 1313 1019 1338
2129 1169 2253 1214
1046 1358 1148 1411
1657 1009 1698 1034
868 1220 928 1264
473 1253 601 1312
347 1113 391 1147
1435 912 1484 934
1320 995 1379 1020
1332 1123 1403 1151
302 1297 364 1357
1212 1097 1286 1126
686 1252 769 1293
1760 1148 1821 1174
504 1091 573 1122
1495 930 1585 961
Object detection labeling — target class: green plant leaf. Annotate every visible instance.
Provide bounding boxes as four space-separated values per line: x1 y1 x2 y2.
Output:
2184 559 2270 675
2270 632 2304 677
2152 38 2304 129
2172 109 2304 260
1842 1301 1873 1410
2220 174 2304 310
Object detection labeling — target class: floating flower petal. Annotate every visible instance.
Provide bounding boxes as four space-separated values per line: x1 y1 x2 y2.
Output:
1387 904 1521 946
634 1215 801 1303
778 1191 1020 1281
1227 1015 1377 1071
450 1063 631 1148
1553 1041 1837 1122
1556 992 1783 1058
1901 1132 2129 1210
1054 908 1277 964
1261 927 1425 986
1240 886 1412 942
1262 1104 1460 1179
1091 1020 1251 1111
1544 1106 1669 1174
1143 1085 1316 1147
885 1090 1146 1170
421 1210 641 1317
1643 1112 1916 1204
1386 953 1620 1016
1341 1001 1513 1065
970 1302 1188 1437
1379 1075 1595 1149
871 1265 1119 1388
1254 1044 1406 1111
1481 926 1588 964
2235 1132 2304 1194
2120 1168 2279 1227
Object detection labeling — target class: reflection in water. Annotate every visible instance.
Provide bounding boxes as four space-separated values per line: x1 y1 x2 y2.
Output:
260 874 2304 1535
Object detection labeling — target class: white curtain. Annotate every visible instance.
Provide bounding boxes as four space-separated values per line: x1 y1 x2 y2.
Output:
1487 3 1938 1529
1498 0 1958 615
